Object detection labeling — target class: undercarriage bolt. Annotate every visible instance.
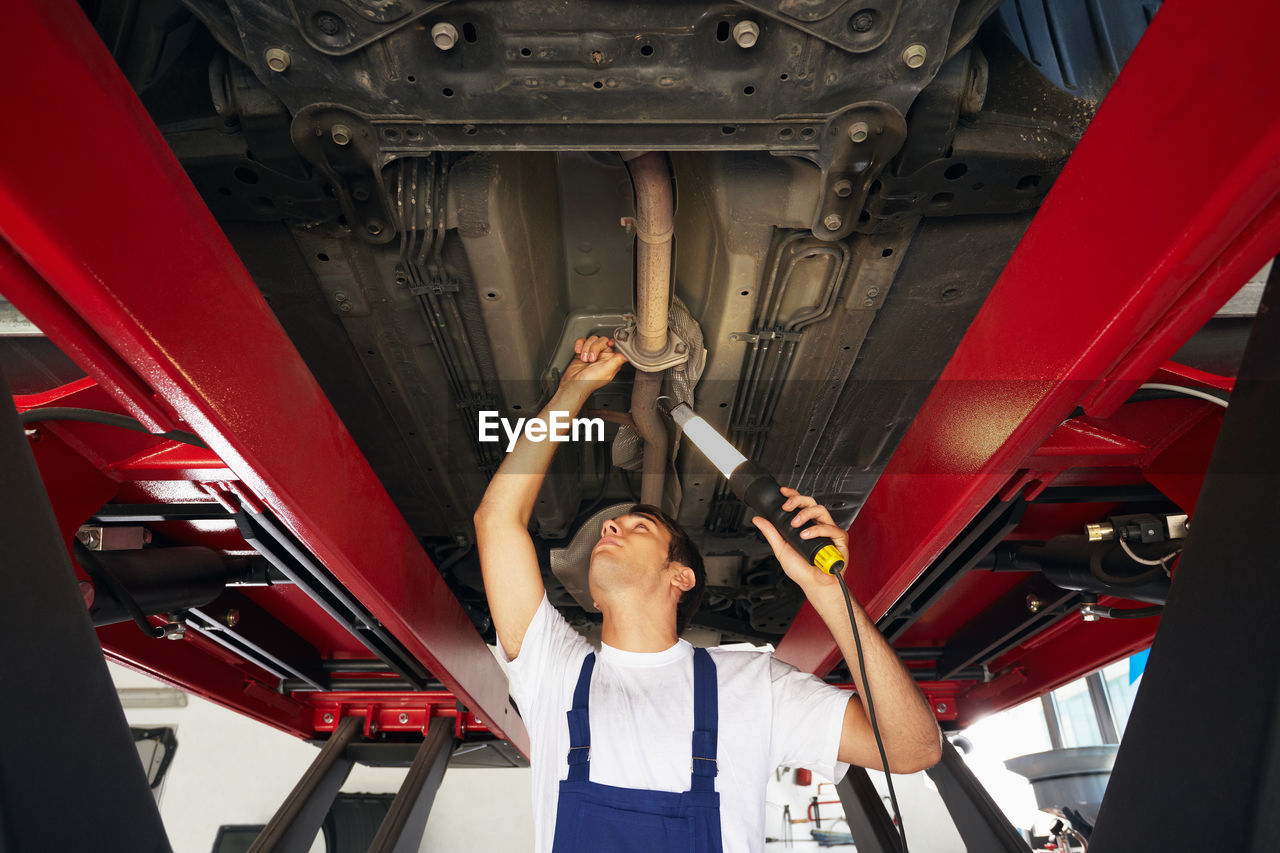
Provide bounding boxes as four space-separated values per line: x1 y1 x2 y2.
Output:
223 608 240 628
616 329 630 342
823 213 843 231
331 124 352 146
432 22 459 51
902 43 928 69
675 342 687 354
323 713 334 724
732 20 760 48
265 48 290 73
935 702 948 714
163 623 186 640
314 13 342 36
848 121 870 143
1026 595 1043 614
833 179 854 197
398 712 409 724
849 10 876 33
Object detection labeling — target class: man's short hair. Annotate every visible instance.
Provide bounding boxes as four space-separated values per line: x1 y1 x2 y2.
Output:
626 503 705 634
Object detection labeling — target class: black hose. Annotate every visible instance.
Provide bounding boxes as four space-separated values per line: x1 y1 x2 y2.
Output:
20 407 208 449
73 539 165 638
1101 605 1163 619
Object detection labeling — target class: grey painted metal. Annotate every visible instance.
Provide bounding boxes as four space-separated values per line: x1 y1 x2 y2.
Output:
248 716 361 853
925 740 1031 852
1090 262 1280 851
1040 694 1065 751
1085 672 1119 745
366 718 455 853
0 370 173 852
835 766 903 853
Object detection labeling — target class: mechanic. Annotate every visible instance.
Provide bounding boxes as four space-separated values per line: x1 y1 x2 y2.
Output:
473 335 942 852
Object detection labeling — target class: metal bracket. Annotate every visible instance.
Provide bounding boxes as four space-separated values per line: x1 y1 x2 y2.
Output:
612 321 691 372
407 279 459 295
794 104 908 241
729 329 804 344
1080 603 1105 622
76 525 150 551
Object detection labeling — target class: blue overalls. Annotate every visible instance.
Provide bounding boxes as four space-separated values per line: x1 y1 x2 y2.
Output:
550 647 724 852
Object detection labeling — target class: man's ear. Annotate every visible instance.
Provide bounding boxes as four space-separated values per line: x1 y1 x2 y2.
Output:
670 563 696 593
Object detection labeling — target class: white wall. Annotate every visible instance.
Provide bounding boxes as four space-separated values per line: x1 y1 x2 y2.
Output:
109 662 533 853
763 765 965 852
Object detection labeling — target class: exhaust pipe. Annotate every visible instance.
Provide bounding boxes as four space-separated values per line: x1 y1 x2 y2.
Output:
623 152 675 508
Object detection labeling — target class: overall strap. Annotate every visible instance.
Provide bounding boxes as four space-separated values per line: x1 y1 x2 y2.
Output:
566 652 596 782
690 647 719 792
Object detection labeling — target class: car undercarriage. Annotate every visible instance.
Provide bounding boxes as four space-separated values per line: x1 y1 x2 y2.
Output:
45 0 1181 651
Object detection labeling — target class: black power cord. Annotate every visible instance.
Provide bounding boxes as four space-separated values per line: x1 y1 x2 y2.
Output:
19 407 207 448
834 568 910 853
1096 604 1164 619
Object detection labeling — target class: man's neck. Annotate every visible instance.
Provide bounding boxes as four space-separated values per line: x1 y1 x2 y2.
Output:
599 604 679 653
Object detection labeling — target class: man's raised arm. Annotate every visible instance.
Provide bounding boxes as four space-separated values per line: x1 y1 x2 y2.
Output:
753 488 943 773
473 335 627 660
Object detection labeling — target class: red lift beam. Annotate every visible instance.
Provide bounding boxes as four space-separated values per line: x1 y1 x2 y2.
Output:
0 1 527 753
776 0 1280 689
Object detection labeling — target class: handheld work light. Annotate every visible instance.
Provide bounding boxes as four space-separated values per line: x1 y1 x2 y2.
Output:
662 400 909 852
661 399 845 574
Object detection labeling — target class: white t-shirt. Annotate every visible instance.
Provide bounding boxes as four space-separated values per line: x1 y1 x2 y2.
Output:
502 594 852 853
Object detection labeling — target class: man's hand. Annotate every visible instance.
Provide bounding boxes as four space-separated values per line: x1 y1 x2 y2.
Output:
755 486 941 772
751 487 848 591
558 335 627 400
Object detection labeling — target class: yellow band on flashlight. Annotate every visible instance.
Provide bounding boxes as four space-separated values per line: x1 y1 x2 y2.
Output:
813 544 844 575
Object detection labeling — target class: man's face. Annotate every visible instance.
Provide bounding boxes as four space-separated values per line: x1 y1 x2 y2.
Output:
587 512 674 601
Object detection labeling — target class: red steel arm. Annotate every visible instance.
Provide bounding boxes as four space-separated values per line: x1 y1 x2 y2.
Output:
0 1 527 752
777 0 1280 677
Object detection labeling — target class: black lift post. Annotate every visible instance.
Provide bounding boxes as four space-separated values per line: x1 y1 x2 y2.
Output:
836 766 903 853
836 740 1031 853
1090 264 1280 851
367 717 456 853
247 715 361 853
926 740 1030 852
0 370 172 852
